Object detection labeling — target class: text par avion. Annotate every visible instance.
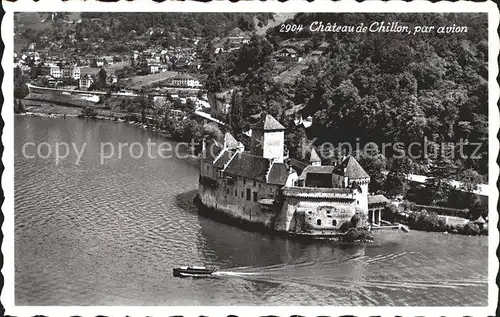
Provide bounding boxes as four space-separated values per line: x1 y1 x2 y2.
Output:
279 21 468 35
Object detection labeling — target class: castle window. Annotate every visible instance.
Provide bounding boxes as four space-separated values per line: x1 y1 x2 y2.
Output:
241 191 244 198
317 219 322 226
235 190 237 196
332 220 337 226
206 165 209 171
227 188 229 194
243 178 246 185
253 180 256 187
246 188 251 201
253 192 257 202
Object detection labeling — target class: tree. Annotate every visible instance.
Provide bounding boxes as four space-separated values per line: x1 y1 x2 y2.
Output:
424 144 458 205
228 91 246 139
14 66 29 99
356 149 387 194
456 168 482 193
14 99 26 114
98 68 107 89
384 156 413 198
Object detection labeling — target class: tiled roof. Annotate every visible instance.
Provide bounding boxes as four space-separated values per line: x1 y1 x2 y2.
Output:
300 165 335 179
473 216 486 224
267 162 289 185
80 68 101 76
289 158 308 174
253 114 285 131
333 156 370 179
172 73 194 80
224 132 238 150
224 152 270 182
368 194 389 205
284 103 305 117
280 47 297 54
213 150 234 169
201 140 222 164
283 186 354 199
309 148 321 163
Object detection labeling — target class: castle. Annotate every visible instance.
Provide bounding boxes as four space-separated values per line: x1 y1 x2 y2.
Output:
197 114 374 237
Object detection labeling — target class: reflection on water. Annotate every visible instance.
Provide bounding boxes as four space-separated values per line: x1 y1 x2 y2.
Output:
15 116 488 306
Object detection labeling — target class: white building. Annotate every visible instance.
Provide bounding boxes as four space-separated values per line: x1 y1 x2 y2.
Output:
62 66 81 80
79 74 94 90
41 65 62 78
167 73 201 87
149 64 160 74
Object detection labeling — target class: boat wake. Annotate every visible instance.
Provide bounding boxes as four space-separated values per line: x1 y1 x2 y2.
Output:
212 271 262 277
211 257 487 293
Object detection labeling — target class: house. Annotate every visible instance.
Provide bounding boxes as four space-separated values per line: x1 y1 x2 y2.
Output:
103 56 114 65
285 104 313 128
41 65 62 78
61 66 81 80
91 58 105 68
167 73 201 88
172 56 191 70
107 73 118 85
208 90 232 114
275 47 298 61
79 74 94 90
226 27 251 46
149 64 160 74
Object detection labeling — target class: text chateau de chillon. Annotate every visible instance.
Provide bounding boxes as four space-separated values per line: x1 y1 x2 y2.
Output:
197 114 384 237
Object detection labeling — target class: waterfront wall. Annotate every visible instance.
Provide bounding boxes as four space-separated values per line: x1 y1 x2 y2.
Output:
198 177 363 237
278 194 357 234
198 182 281 229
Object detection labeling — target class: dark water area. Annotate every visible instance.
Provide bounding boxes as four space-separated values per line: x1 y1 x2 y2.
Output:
15 116 488 306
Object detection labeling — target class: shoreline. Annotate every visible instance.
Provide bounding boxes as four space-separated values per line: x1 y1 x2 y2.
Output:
193 194 375 245
16 102 198 157
16 102 487 238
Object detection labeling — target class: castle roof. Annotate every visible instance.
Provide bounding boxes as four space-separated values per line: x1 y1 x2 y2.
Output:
333 156 370 179
267 162 289 185
282 186 354 200
309 148 321 163
299 165 335 179
224 132 238 150
201 140 222 164
213 150 234 169
473 216 486 224
171 73 195 80
289 158 308 174
224 152 270 182
368 194 389 205
253 114 285 131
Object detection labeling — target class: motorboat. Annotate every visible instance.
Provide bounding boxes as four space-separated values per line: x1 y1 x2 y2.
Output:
173 266 216 278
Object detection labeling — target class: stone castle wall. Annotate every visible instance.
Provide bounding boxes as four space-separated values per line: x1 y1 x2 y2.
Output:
278 195 356 234
198 182 281 228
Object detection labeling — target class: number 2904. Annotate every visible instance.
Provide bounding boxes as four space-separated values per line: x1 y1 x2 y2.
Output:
279 24 304 33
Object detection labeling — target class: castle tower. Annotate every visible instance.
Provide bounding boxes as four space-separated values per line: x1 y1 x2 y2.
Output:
332 155 370 212
250 114 285 163
309 148 321 166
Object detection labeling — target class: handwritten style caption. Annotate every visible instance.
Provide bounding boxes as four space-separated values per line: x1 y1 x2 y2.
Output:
279 21 468 35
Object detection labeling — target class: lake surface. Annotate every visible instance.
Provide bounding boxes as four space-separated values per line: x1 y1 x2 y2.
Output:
14 116 488 306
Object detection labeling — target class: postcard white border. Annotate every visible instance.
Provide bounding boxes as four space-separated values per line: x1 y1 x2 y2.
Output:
2 1 499 316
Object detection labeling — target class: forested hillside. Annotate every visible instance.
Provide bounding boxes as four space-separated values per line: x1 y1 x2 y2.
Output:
217 13 488 178
16 12 273 54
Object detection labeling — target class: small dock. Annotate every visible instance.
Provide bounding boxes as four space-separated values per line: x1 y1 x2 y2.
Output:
371 221 410 233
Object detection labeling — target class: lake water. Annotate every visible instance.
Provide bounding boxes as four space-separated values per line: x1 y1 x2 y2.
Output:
14 116 488 306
